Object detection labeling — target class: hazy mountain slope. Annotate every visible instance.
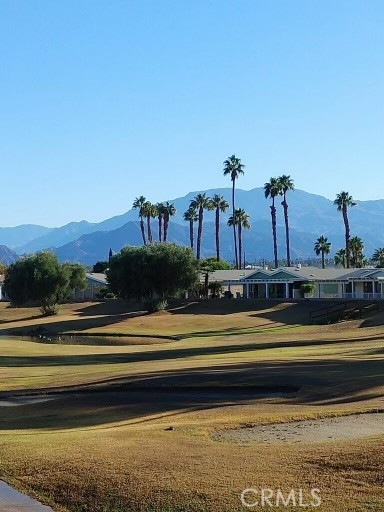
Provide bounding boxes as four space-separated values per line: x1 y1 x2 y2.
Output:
0 225 52 249
0 245 19 265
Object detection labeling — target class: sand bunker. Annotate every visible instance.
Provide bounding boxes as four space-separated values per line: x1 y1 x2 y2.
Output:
213 412 384 444
0 396 57 407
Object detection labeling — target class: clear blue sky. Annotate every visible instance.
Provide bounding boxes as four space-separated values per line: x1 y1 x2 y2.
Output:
1 0 383 227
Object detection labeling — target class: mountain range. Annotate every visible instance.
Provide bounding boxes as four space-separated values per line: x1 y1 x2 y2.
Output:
0 187 383 265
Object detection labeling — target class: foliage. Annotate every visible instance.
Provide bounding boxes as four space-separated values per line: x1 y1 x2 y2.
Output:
314 236 332 268
208 281 223 298
335 248 347 268
106 243 199 300
143 298 168 313
300 282 316 296
372 247 384 268
0 263 7 275
96 287 116 299
4 252 87 314
93 260 109 273
199 258 231 271
349 236 364 268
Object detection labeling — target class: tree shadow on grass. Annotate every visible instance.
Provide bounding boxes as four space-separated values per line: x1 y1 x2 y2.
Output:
0 355 383 431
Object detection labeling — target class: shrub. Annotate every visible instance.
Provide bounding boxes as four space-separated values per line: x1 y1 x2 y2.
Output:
143 298 168 313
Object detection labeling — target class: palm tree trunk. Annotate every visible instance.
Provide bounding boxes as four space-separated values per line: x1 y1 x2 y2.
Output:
232 180 239 269
140 216 146 245
238 224 242 270
163 214 168 242
189 219 194 249
215 207 220 261
147 216 152 244
271 199 278 268
321 251 325 269
196 207 203 260
282 194 291 266
158 215 162 242
343 206 350 268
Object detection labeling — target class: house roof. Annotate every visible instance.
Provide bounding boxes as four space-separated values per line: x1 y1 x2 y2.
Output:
86 273 107 285
206 266 384 283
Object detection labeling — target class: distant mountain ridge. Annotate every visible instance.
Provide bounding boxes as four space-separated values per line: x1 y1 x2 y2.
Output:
0 187 383 264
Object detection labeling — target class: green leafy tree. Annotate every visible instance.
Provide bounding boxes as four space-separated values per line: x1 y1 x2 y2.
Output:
264 177 281 268
278 174 294 267
106 244 198 302
209 194 229 261
223 154 245 269
334 191 356 268
372 247 384 268
190 193 211 260
162 202 176 242
92 260 108 273
349 236 364 268
132 196 147 246
199 258 231 298
4 252 86 315
334 248 347 268
228 208 250 269
314 236 332 269
183 206 198 249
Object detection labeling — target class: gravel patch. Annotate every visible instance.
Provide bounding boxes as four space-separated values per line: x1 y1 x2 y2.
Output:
213 412 384 444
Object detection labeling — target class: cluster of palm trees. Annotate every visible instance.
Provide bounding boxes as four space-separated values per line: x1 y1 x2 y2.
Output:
132 197 176 245
314 191 384 269
133 163 384 270
263 175 295 268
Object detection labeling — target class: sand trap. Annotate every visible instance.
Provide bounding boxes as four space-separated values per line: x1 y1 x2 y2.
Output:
0 481 53 511
0 396 57 407
213 412 384 444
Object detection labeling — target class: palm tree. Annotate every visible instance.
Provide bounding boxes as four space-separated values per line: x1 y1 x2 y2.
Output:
190 193 211 260
372 247 384 268
209 194 229 261
314 236 331 269
264 177 281 268
183 206 198 249
155 203 165 242
143 201 157 244
334 192 356 268
132 196 147 245
277 174 294 267
227 208 250 269
349 236 364 268
223 154 245 269
162 202 176 242
335 248 347 268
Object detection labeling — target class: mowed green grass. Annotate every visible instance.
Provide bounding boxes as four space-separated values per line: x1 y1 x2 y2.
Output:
1 300 384 511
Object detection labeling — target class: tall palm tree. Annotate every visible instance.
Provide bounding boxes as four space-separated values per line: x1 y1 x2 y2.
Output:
277 174 294 267
143 201 157 244
155 203 165 242
190 193 211 260
183 206 198 249
372 247 384 268
132 196 147 245
223 154 245 269
227 208 250 269
209 194 229 261
264 177 281 268
314 236 331 269
162 202 176 242
334 192 356 268
349 236 364 268
334 248 347 268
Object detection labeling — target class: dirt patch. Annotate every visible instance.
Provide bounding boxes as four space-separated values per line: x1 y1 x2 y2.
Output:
213 412 384 444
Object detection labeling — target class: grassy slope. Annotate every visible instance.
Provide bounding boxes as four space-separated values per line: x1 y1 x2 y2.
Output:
1 300 384 511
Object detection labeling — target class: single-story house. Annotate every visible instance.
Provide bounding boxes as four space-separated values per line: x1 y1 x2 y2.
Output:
73 273 108 300
208 266 384 300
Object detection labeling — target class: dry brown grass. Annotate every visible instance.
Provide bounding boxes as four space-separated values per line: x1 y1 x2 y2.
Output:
0 300 384 511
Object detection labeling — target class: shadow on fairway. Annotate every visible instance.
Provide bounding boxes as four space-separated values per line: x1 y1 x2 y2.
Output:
1 354 383 432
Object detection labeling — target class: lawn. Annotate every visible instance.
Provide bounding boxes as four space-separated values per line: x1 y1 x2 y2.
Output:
0 300 383 511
